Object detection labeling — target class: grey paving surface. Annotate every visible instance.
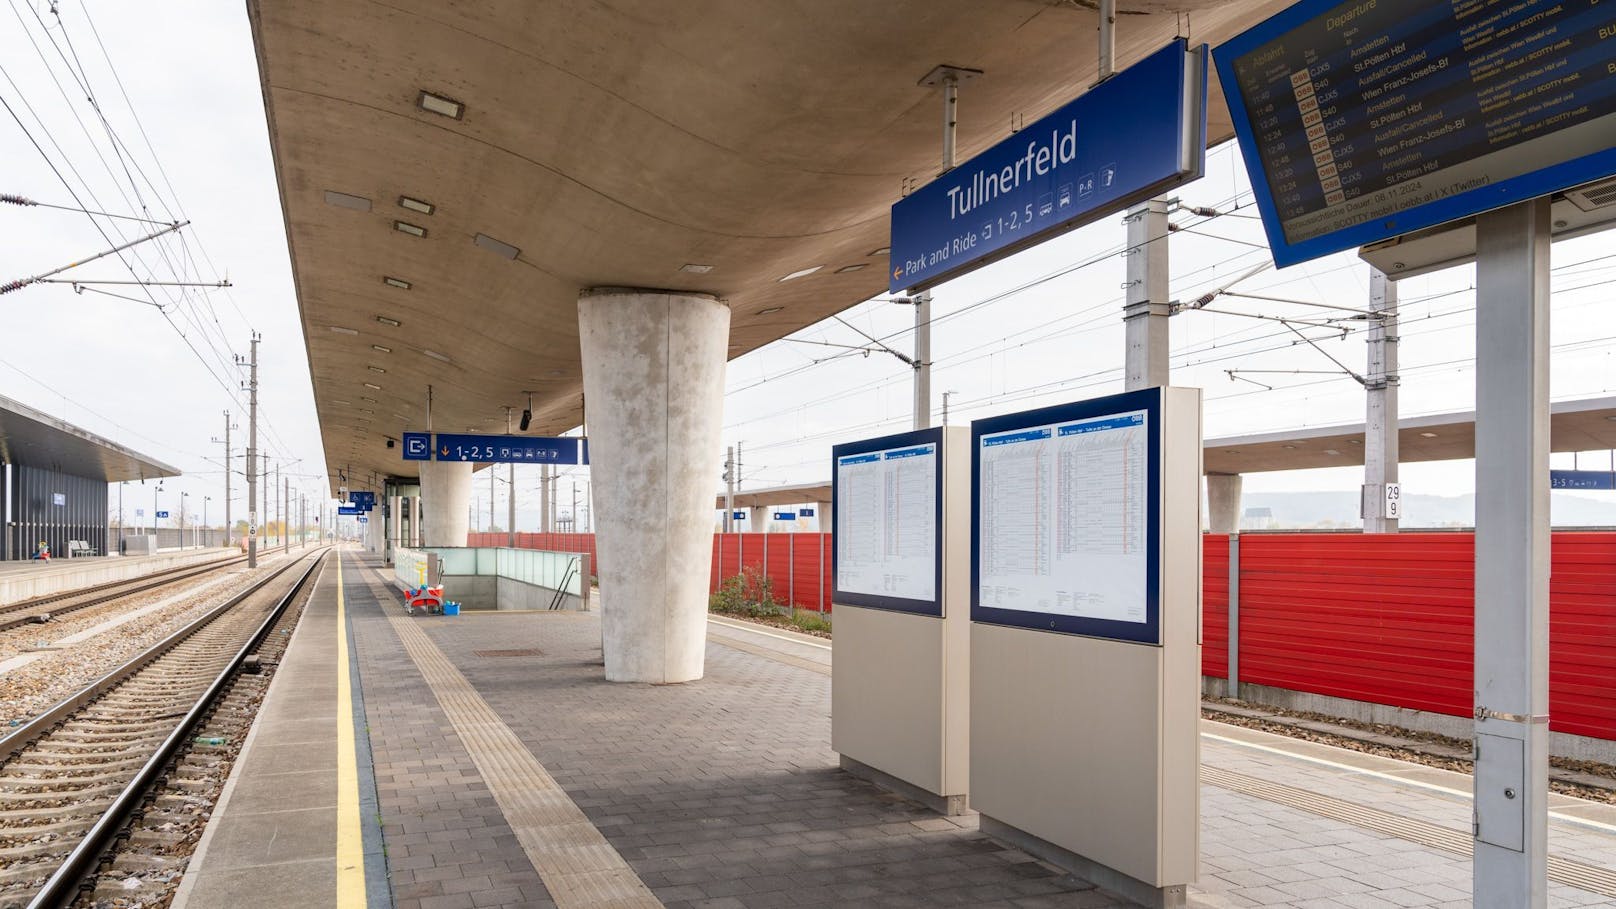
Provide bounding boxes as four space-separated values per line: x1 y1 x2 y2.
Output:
339 552 1616 908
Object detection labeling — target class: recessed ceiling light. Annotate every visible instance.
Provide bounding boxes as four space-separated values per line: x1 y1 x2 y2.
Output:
417 90 464 120
1348 439 1362 445
1282 444 1296 450
394 220 427 238
360 396 378 403
835 264 867 274
360 408 375 415
680 263 714 274
399 196 435 215
547 369 564 377
330 325 359 335
1420 431 1438 438
473 233 520 260
332 399 352 405
1323 449 1341 455
779 265 822 281
368 365 386 373
363 382 382 390
376 315 401 327
371 344 392 354
422 349 453 363
324 190 371 212
869 247 891 257
757 306 784 315
393 413 411 421
383 276 412 290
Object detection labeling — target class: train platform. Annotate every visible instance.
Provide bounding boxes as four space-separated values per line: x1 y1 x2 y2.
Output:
174 549 1616 909
0 547 236 604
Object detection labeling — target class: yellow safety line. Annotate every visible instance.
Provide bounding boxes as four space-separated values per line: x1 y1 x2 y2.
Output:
336 550 366 905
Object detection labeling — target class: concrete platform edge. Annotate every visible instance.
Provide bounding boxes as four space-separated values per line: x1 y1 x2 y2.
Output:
344 556 393 908
979 814 1185 909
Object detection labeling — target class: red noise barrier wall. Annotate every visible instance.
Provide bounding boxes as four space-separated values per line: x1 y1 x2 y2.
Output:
1202 531 1616 741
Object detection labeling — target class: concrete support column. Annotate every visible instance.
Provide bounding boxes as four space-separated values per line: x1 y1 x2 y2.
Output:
1363 268 1400 532
387 495 401 559
1206 474 1243 534
749 506 769 532
579 287 730 683
814 500 833 533
1123 199 1171 391
419 461 473 548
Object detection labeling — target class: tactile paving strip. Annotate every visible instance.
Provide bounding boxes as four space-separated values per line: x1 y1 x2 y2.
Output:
1202 765 1616 898
386 613 663 908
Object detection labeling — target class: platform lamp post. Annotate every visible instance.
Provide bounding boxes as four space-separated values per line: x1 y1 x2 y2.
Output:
180 492 188 550
204 496 211 548
154 482 162 547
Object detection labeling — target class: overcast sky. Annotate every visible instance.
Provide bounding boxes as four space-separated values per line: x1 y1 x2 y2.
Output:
4 2 1614 534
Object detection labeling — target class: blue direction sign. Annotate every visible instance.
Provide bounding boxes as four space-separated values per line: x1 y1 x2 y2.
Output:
1551 470 1616 491
773 511 797 521
800 507 816 518
338 505 362 516
402 432 432 461
732 511 746 521
434 433 588 465
1215 0 1616 268
155 510 170 519
350 491 376 510
358 516 369 523
889 39 1207 293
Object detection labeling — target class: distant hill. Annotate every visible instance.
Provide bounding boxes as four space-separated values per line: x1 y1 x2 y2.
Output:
1237 490 1616 529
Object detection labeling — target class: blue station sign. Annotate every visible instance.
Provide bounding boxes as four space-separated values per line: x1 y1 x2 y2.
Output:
338 505 362 516
350 491 376 510
434 433 588 465
399 432 588 465
773 511 797 522
402 432 432 461
1551 470 1616 491
1215 0 1616 268
889 39 1208 293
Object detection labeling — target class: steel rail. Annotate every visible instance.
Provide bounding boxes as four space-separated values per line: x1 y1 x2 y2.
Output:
0 554 245 630
17 547 330 908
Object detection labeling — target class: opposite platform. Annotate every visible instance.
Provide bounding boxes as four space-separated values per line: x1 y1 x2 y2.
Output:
179 548 1616 908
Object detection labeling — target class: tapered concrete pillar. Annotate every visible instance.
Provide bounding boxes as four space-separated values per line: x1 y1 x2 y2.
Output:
814 500 833 533
749 506 769 531
1207 473 1243 534
579 287 729 683
387 495 401 560
419 461 473 547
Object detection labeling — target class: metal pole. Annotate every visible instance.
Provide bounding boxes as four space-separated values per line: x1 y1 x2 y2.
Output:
1123 199 1171 390
1097 0 1116 81
914 292 932 429
540 465 551 534
1472 198 1550 908
1364 268 1400 532
282 466 289 554
1227 534 1240 696
508 463 516 547
247 336 258 567
489 466 495 534
724 446 735 533
179 495 185 549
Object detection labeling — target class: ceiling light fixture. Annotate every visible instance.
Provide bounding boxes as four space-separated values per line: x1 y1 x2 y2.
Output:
368 365 386 373
330 325 359 335
371 344 392 353
869 247 891 257
360 408 375 415
376 315 401 327
679 263 714 274
399 196 435 215
417 90 465 119
363 382 382 390
1420 431 1438 438
422 349 453 363
779 265 822 281
835 264 867 274
383 276 412 290
393 220 427 238
332 400 352 406
520 392 533 432
360 396 378 403
473 233 520 260
756 306 784 315
323 190 371 212
1323 449 1341 455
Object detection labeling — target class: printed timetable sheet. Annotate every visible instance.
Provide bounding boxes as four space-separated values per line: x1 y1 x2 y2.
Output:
979 411 1148 622
836 443 938 602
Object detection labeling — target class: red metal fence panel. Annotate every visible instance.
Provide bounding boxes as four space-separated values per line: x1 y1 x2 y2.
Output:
1202 534 1229 680
1549 533 1616 740
1237 532 1476 717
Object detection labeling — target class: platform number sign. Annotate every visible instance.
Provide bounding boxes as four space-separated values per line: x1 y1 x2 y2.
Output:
1384 483 1401 520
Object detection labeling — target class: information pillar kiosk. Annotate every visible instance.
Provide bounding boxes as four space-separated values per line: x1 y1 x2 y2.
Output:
970 387 1201 909
830 425 970 815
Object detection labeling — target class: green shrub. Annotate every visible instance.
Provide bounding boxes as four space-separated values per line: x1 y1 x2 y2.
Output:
708 568 782 619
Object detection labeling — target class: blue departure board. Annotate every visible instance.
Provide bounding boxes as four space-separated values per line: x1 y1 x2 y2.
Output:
1216 0 1616 267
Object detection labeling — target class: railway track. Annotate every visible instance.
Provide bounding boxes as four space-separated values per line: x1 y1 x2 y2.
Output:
0 556 245 633
0 549 326 909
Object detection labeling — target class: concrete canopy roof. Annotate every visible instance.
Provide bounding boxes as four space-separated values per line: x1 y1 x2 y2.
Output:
1203 396 1616 475
247 0 1290 495
0 393 181 483
713 481 832 511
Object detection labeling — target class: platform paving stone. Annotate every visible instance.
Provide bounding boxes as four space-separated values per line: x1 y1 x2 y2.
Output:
341 555 1616 908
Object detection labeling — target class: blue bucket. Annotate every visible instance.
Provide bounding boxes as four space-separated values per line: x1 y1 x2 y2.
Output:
443 603 460 616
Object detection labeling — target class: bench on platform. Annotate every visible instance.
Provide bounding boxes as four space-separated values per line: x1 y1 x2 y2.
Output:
67 540 98 558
